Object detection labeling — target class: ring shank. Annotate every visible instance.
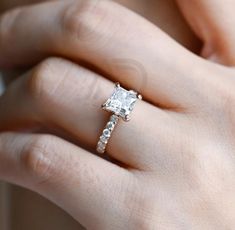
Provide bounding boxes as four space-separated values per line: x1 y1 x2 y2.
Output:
96 114 119 154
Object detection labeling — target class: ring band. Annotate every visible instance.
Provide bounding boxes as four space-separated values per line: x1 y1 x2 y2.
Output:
96 83 142 154
96 114 119 154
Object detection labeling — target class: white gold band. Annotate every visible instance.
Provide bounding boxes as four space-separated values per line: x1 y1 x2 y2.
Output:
96 114 119 154
96 83 141 154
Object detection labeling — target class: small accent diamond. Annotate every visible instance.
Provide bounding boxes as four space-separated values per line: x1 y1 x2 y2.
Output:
97 147 105 154
97 141 105 149
103 129 111 137
106 121 115 130
100 135 108 144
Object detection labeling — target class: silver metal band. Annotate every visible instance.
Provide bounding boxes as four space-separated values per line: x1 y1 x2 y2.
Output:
96 114 120 154
96 83 142 154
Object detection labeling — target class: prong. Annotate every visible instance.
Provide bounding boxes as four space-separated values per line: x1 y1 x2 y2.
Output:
129 90 137 94
137 94 143 100
115 82 120 87
124 115 131 122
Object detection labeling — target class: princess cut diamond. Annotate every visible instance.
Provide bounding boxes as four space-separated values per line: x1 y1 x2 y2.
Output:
102 84 138 120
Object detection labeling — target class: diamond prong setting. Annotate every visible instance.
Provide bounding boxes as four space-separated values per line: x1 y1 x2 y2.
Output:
102 83 141 122
137 94 143 100
124 115 131 122
115 82 121 87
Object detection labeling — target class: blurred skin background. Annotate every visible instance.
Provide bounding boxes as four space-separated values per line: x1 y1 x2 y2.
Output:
0 0 201 229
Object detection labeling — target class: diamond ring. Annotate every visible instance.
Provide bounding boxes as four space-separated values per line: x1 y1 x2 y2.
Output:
96 83 142 154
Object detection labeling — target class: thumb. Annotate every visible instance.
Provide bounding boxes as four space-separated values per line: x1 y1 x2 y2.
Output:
176 0 235 66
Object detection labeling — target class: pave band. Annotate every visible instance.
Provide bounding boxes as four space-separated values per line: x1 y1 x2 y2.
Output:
96 83 142 154
96 114 119 154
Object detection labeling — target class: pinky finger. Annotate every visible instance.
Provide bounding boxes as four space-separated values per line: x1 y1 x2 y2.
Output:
0 132 130 229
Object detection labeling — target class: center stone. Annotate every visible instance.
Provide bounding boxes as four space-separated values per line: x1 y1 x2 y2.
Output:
102 84 138 120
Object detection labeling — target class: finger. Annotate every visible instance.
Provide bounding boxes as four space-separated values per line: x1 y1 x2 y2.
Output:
0 0 208 109
176 0 235 65
0 132 129 229
0 0 45 12
0 57 179 170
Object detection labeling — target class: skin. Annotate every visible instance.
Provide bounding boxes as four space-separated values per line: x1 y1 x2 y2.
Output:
0 0 235 229
0 1 201 229
1 1 198 229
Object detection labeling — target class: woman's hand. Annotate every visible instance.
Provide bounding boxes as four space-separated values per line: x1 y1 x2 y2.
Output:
0 0 235 229
0 0 45 13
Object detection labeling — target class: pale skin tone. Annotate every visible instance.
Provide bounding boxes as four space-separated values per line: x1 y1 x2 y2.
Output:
0 0 235 229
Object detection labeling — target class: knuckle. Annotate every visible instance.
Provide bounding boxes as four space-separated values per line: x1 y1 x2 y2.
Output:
21 135 58 184
75 70 101 105
62 0 114 43
26 55 103 109
25 57 62 103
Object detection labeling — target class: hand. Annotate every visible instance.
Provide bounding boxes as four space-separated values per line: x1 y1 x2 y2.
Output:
0 0 235 229
0 0 45 12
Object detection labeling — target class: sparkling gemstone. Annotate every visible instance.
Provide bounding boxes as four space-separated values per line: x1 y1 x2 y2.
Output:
102 85 138 119
100 135 108 143
106 121 115 130
103 129 111 137
97 146 105 153
97 141 105 149
97 148 104 153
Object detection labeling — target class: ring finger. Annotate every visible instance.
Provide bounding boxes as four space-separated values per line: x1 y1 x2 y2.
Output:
0 57 179 170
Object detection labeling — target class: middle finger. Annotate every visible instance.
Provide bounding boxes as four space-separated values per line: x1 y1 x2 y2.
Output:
0 0 207 109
